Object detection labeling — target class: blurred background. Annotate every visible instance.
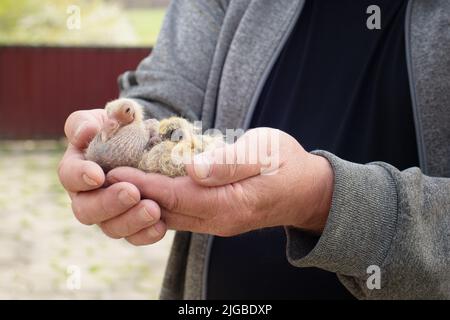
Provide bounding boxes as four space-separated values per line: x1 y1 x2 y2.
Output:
0 0 175 299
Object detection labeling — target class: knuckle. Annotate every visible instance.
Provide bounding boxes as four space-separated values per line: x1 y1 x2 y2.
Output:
100 184 127 216
99 192 112 217
100 222 121 239
122 216 135 236
57 159 66 181
166 186 180 212
125 236 141 246
71 199 92 225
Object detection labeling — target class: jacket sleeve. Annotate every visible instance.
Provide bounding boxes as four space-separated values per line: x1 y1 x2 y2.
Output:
118 0 227 120
285 150 450 299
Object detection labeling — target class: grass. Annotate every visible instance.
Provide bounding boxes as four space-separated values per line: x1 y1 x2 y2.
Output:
0 7 166 47
124 8 166 46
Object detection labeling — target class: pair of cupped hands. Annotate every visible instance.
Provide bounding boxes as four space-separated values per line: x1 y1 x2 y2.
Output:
58 108 334 246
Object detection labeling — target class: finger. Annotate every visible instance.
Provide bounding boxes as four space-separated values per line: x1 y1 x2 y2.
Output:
58 144 105 192
185 129 279 186
125 221 167 246
107 167 174 207
71 182 140 225
64 109 105 149
107 167 221 217
99 199 161 239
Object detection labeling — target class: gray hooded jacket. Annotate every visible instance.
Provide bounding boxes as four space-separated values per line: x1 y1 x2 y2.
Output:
119 0 450 299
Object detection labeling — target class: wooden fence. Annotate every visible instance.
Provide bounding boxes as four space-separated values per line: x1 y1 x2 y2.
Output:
0 46 151 139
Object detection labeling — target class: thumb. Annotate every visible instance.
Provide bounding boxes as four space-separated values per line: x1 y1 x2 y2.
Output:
185 140 264 187
64 109 104 149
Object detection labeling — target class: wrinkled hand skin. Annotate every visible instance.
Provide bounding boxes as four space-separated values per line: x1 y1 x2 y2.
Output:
59 101 333 247
85 98 223 177
108 128 335 241
58 107 168 246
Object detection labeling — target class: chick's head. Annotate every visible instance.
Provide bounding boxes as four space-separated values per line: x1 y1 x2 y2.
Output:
105 98 144 126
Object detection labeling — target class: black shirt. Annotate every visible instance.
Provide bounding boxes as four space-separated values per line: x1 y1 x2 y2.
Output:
207 0 419 299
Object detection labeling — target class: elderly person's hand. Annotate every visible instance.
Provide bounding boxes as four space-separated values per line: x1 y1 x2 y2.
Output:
107 128 334 241
58 109 167 245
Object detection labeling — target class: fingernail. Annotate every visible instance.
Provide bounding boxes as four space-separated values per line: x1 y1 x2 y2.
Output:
148 222 165 238
74 121 87 140
140 207 154 223
147 226 160 238
193 154 212 179
118 189 137 206
82 174 98 186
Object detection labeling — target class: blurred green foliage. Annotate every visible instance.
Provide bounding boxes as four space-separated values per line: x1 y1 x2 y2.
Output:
125 8 165 46
0 0 165 46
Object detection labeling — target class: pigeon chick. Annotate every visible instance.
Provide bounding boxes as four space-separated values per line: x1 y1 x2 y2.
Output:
85 98 223 177
138 116 223 177
85 98 160 173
